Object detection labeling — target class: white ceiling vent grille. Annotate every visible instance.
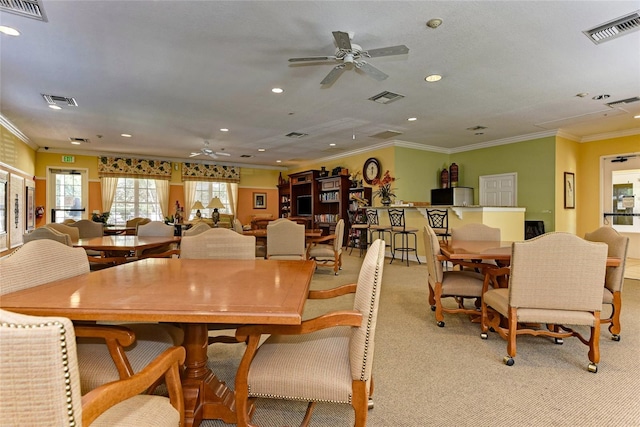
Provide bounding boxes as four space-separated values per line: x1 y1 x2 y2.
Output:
0 0 47 21
606 96 640 108
69 137 89 143
583 11 640 44
42 94 78 107
370 130 403 139
368 91 405 105
285 132 308 138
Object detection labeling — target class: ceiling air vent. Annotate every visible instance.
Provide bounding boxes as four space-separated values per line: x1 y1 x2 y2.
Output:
368 91 405 105
606 96 640 108
285 132 308 138
0 0 47 21
239 154 253 158
583 10 640 44
69 137 89 143
42 94 78 107
370 130 403 139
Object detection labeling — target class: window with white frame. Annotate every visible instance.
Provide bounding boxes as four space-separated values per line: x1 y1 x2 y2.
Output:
111 178 163 225
190 182 230 220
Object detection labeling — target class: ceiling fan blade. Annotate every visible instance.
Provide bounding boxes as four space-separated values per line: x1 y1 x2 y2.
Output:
365 45 409 58
332 31 352 50
289 56 336 62
214 152 231 157
355 61 388 81
321 64 346 85
189 152 201 157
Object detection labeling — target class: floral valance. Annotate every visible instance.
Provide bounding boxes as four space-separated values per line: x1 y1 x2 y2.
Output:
98 157 172 179
181 162 240 183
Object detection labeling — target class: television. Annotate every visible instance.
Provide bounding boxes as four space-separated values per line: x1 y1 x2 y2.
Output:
296 195 312 216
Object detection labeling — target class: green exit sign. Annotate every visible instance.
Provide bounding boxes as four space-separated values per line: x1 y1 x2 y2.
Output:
61 155 75 163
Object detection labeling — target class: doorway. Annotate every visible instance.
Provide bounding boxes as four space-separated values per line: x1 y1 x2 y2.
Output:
479 173 517 207
46 168 89 223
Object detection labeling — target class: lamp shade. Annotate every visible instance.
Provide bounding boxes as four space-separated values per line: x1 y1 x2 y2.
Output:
191 201 205 210
206 197 225 210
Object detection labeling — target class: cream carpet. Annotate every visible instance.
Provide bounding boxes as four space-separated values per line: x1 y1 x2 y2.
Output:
201 252 640 427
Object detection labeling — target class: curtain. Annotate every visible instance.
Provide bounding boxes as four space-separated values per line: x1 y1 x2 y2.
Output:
184 181 198 219
101 177 118 214
227 183 238 220
154 179 170 219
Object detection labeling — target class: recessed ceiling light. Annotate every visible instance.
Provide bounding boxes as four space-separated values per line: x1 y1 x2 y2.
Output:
220 128 229 132
70 141 82 145
425 74 442 83
276 160 282 163
121 133 132 138
48 105 62 110
329 143 336 146
272 88 283 94
0 26 20 36
426 18 443 29
407 117 417 121
258 148 266 152
634 114 640 119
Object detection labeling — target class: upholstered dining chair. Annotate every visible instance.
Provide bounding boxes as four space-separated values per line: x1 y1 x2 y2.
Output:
126 216 152 233
180 227 256 259
307 218 345 274
136 221 177 258
425 208 450 242
0 239 185 395
266 218 306 260
23 226 72 246
183 221 211 236
423 225 491 327
44 222 80 243
70 218 104 238
451 223 501 242
0 309 185 427
234 239 386 427
584 226 629 341
480 232 608 372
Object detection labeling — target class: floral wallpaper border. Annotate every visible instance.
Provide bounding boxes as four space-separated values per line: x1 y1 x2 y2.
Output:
98 157 172 179
181 162 240 183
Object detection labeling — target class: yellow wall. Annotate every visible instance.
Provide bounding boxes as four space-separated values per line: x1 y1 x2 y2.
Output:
0 125 36 176
555 136 580 233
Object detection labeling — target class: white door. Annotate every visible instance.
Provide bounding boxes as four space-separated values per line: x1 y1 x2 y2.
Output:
46 168 89 223
479 173 517 207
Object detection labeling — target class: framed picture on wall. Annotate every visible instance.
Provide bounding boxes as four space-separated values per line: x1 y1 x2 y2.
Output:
253 192 267 209
564 172 575 209
26 186 35 231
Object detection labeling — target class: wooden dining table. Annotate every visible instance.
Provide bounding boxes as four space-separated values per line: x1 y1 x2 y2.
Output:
242 228 323 239
74 235 182 263
0 258 316 427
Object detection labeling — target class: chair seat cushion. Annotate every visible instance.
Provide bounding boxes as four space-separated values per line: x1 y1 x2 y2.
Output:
267 255 305 260
602 287 613 304
308 246 339 259
248 327 352 404
483 288 509 315
440 271 486 297
391 226 419 233
91 395 180 427
77 323 183 394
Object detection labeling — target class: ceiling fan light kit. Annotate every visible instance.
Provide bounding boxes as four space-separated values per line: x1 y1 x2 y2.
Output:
289 31 409 85
189 140 231 160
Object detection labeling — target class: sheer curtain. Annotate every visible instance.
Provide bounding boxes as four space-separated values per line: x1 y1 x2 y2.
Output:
101 177 118 214
226 183 238 220
184 181 198 219
154 179 170 219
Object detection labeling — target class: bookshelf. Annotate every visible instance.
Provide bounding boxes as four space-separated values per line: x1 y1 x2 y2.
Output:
277 183 290 218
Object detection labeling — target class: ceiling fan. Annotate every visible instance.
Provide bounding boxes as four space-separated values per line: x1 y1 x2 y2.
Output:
189 141 231 160
288 31 409 85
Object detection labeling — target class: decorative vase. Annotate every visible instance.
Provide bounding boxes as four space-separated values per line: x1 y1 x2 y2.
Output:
449 163 459 187
440 168 449 189
381 196 392 206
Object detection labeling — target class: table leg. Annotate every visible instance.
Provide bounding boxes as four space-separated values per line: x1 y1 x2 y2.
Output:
181 323 252 427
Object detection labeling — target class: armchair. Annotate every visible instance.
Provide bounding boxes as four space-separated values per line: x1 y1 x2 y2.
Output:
23 226 72 246
234 239 386 427
0 309 185 427
44 222 80 242
306 218 345 274
480 232 608 372
136 221 177 258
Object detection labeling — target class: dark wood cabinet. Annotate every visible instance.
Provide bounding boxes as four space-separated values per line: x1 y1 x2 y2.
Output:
277 183 290 218
288 170 320 226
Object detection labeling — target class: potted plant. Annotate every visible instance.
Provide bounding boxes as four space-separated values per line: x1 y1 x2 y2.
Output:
372 171 396 206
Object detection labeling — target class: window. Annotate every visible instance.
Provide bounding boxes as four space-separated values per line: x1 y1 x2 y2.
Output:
190 182 229 220
47 168 88 223
111 178 162 225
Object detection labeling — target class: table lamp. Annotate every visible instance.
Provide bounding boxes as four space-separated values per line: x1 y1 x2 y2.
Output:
207 197 225 227
191 201 205 219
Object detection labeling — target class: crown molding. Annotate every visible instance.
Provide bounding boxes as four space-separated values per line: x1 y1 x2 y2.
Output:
0 114 37 149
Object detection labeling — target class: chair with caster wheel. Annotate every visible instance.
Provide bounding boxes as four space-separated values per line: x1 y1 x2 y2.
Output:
480 232 608 372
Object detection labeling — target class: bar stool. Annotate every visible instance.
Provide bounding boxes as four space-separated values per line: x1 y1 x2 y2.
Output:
347 210 369 257
365 208 392 253
426 208 450 243
387 208 420 266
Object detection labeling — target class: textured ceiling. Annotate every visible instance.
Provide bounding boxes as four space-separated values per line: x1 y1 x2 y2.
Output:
1 1 639 169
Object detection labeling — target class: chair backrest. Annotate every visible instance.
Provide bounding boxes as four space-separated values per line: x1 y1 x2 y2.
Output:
451 223 501 241
426 209 448 232
180 228 256 259
45 223 80 243
23 227 72 246
333 219 345 251
69 219 104 238
137 221 174 237
509 232 608 311
0 309 84 426
365 209 380 226
126 217 151 228
266 219 305 259
62 218 77 224
0 239 90 296
423 225 444 285
584 226 629 293
183 222 211 236
232 218 244 233
387 208 406 229
349 239 385 382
